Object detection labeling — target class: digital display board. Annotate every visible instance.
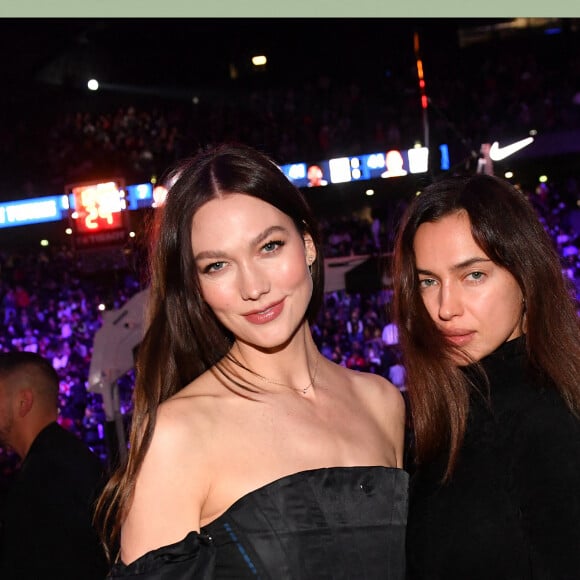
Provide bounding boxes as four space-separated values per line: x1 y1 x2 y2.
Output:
280 146 432 188
126 182 153 210
68 180 128 249
0 195 70 229
71 181 125 233
0 143 453 232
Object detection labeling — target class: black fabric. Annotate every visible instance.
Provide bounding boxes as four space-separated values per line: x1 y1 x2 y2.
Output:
110 466 408 579
406 336 580 580
0 421 108 579
109 532 216 579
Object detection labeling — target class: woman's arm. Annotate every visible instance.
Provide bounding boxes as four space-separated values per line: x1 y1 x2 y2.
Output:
120 399 211 565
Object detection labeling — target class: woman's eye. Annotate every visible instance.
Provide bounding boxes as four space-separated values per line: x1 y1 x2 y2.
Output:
467 271 485 281
419 278 436 288
262 240 285 253
203 261 225 274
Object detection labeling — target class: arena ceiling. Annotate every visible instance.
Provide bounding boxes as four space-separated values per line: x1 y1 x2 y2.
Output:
1 19 482 101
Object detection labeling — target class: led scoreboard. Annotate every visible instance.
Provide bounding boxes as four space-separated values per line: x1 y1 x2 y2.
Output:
68 180 129 249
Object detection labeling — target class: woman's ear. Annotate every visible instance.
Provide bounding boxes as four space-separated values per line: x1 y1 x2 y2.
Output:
303 233 317 264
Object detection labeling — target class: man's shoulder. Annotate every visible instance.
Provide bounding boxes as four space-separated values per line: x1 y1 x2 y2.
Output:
28 423 104 481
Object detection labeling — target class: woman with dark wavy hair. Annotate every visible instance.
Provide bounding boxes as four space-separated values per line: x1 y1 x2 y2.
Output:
393 174 580 579
96 143 407 578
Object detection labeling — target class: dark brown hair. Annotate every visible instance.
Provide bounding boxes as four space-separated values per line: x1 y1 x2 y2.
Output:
95 143 324 557
393 174 580 479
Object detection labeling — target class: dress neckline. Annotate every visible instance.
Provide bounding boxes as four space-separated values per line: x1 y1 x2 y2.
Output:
202 465 407 530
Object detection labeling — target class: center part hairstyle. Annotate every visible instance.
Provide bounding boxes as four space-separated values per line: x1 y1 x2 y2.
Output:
95 143 324 556
392 174 580 479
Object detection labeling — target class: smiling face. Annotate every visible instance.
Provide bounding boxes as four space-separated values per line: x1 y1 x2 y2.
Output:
191 193 316 352
413 210 525 363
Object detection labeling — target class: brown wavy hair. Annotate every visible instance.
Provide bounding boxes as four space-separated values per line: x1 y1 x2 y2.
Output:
94 143 324 559
393 174 580 480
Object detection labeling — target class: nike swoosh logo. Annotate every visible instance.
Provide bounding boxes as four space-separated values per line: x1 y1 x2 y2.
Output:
489 137 534 161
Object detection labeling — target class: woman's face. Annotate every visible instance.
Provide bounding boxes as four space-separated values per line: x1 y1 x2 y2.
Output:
413 210 525 363
191 193 315 351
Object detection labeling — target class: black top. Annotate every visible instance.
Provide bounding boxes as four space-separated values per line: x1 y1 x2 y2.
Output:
109 466 409 579
406 336 580 580
0 421 108 580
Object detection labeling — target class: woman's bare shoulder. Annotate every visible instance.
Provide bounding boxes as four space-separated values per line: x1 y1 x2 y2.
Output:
326 363 406 466
159 369 230 427
336 364 405 408
337 365 405 429
120 375 222 563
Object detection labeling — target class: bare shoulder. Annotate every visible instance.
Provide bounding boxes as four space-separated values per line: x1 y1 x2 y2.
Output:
153 393 213 456
345 366 406 419
121 379 217 564
143 377 220 463
331 364 406 466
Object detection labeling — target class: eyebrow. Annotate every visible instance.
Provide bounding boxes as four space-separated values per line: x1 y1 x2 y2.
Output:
417 256 492 276
194 225 290 261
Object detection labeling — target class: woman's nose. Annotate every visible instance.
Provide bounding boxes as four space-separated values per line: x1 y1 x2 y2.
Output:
239 264 270 301
438 284 463 320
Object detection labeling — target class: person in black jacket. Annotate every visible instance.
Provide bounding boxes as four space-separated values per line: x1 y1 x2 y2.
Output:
0 351 108 579
393 174 580 579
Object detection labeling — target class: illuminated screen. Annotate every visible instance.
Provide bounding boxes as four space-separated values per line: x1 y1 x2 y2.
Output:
72 181 126 234
0 195 69 229
439 144 450 171
126 182 153 210
281 162 330 188
280 147 432 188
0 143 453 233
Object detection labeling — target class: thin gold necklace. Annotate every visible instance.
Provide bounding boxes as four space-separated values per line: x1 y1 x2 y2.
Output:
253 354 320 395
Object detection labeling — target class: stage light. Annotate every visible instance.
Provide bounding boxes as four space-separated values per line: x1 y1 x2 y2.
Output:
252 55 267 67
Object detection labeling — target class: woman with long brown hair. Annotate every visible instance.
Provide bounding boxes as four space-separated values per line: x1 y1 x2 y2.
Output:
96 143 408 578
393 174 580 579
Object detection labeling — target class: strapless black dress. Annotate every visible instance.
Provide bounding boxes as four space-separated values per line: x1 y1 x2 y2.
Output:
109 466 408 579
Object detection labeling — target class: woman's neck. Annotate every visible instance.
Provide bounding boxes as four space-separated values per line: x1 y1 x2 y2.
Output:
229 325 320 392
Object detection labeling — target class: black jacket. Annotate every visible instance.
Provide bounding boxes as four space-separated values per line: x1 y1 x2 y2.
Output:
0 421 108 579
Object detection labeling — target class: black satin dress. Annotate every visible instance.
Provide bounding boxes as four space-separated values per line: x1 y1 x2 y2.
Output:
109 466 409 579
